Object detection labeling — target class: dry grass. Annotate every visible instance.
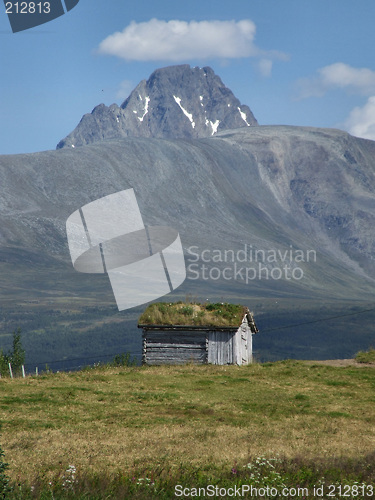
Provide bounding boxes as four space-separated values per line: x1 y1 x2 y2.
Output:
1 360 374 486
138 301 247 326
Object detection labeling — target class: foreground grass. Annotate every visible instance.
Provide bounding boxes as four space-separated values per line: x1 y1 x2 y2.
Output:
1 360 374 498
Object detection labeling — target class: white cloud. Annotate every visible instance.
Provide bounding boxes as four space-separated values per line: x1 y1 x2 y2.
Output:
98 18 286 66
257 59 273 77
297 63 375 99
295 63 375 140
344 96 375 140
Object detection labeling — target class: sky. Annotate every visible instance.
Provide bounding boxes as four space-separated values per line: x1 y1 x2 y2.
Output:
1 0 375 154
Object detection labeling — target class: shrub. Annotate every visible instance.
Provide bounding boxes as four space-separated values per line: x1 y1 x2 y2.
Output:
180 306 194 316
0 351 10 378
10 328 25 375
0 328 25 377
111 353 138 367
0 443 10 499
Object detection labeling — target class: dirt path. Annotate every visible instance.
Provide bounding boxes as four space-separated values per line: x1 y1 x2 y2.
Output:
305 359 375 368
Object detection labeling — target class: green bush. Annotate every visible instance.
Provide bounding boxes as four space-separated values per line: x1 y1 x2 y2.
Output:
10 329 25 376
0 351 10 378
111 352 138 367
180 306 194 316
0 443 10 499
0 329 25 377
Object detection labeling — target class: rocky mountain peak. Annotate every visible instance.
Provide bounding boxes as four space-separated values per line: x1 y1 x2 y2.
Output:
56 65 258 149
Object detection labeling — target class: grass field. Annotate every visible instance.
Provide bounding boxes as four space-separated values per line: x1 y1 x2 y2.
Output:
1 360 374 498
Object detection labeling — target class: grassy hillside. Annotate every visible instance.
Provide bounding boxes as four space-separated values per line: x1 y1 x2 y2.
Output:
2 296 375 375
1 360 374 498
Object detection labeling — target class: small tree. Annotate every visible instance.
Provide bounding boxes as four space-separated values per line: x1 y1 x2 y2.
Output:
0 329 25 377
0 350 9 378
0 442 10 499
10 328 25 376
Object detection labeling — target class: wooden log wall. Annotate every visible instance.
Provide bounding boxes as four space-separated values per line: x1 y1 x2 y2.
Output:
143 329 207 365
142 322 254 366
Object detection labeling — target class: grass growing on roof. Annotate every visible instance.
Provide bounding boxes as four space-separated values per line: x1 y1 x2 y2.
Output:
138 301 247 327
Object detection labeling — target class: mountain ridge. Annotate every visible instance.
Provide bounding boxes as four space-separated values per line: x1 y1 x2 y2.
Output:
1 125 375 297
56 65 258 149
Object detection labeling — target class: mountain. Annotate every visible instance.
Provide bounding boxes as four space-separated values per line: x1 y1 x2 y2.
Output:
1 66 375 366
2 126 375 293
56 65 258 149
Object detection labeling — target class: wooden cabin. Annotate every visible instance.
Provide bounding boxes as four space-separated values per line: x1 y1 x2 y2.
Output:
138 302 258 366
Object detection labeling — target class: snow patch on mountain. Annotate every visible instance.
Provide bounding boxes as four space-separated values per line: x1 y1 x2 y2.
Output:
138 96 150 122
173 95 195 129
238 107 251 126
210 119 220 135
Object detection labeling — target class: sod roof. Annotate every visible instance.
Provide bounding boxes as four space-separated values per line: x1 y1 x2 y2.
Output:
138 302 250 328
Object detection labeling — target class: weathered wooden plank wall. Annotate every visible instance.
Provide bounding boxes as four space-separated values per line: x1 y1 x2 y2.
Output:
143 330 207 365
142 321 254 366
233 325 250 365
207 331 235 364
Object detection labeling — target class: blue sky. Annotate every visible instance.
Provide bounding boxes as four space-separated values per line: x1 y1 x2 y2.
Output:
1 0 375 154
